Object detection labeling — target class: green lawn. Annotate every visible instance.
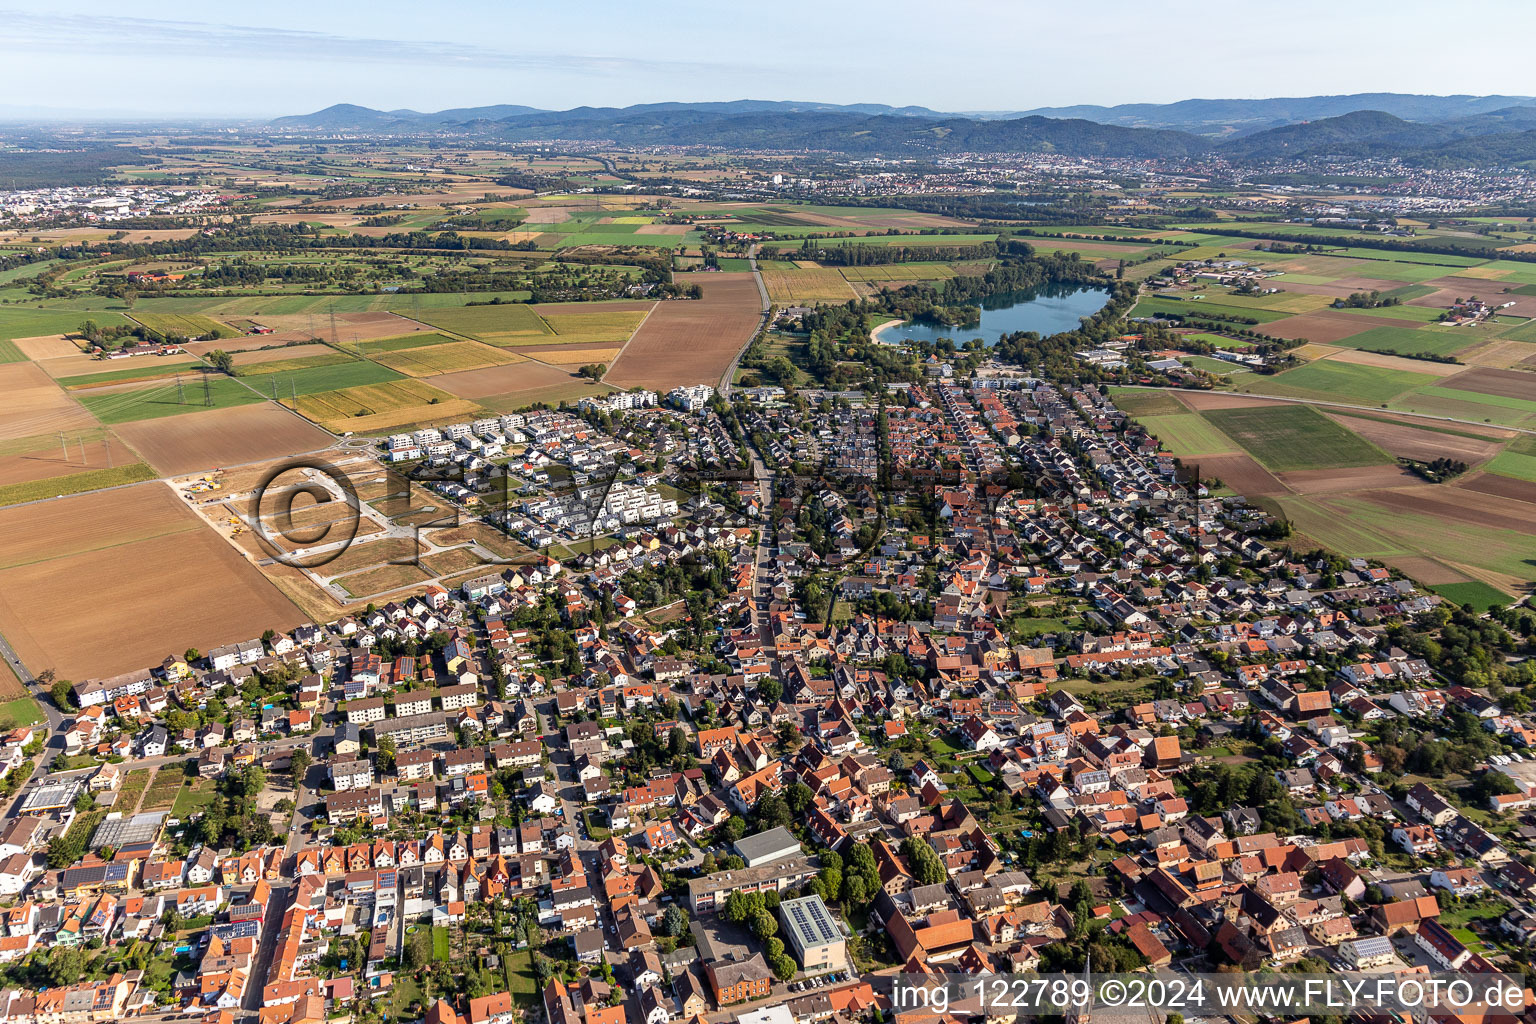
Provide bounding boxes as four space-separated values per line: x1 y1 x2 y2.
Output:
78 377 267 423
171 779 219 817
0 697 43 730
1132 297 1293 324
1202 405 1390 471
432 926 450 961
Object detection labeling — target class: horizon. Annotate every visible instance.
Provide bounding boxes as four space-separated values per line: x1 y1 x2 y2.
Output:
6 0 1536 119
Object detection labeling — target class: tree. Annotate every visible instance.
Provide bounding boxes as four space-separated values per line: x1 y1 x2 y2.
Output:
770 953 797 982
207 349 236 375
50 679 76 710
404 927 431 970
751 910 778 941
757 679 783 704
377 735 397 773
289 748 312 782
659 905 689 937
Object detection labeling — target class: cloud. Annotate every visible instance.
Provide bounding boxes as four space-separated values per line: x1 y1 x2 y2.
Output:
0 9 731 77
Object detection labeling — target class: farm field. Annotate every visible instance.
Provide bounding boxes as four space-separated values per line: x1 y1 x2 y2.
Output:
129 313 235 340
758 262 857 303
1329 325 1478 358
0 362 101 441
287 379 481 433
1201 405 1390 471
1135 413 1237 456
0 483 303 678
535 309 651 346
607 272 762 391
113 403 335 475
1238 359 1438 406
78 376 267 424
253 359 405 397
409 303 553 344
371 341 525 376
57 360 206 389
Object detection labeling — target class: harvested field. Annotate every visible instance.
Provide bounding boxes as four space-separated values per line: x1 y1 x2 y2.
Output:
1462 339 1536 369
1109 388 1186 417
1322 412 1508 465
0 429 129 487
519 344 622 366
1197 453 1290 497
34 353 106 379
1173 391 1271 411
113 403 334 475
1439 366 1536 400
431 359 578 401
1354 485 1533 534
633 224 688 235
0 483 301 678
287 379 479 434
758 263 857 303
1325 349 1465 377
1457 472 1536 506
606 273 762 391
14 334 82 360
534 309 651 346
1277 464 1421 493
190 312 422 352
533 301 654 316
409 303 552 345
0 361 97 439
371 341 525 377
1384 555 1469 586
1260 311 1400 343
233 343 340 366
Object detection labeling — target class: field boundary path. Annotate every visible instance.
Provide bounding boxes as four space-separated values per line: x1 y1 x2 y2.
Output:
1122 385 1536 437
719 244 771 396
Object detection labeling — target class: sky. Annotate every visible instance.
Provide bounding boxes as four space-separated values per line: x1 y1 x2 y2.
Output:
7 0 1536 119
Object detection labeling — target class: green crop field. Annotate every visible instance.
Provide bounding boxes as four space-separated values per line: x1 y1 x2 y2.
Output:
58 361 205 389
79 377 267 423
839 263 964 283
1202 405 1390 471
1483 450 1536 482
371 341 522 376
1332 304 1445 323
1137 413 1237 456
0 307 128 344
1333 325 1476 358
539 309 651 345
258 360 405 397
1133 297 1293 324
1241 359 1437 405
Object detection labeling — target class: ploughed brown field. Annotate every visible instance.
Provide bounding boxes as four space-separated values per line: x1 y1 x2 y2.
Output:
187 313 423 352
1322 412 1509 465
0 433 130 486
1196 453 1289 497
112 403 334 476
1173 392 1271 411
605 273 762 390
0 362 97 439
1457 472 1536 507
1439 366 1536 401
1258 312 1383 344
0 483 303 678
432 360 578 400
1277 465 1420 493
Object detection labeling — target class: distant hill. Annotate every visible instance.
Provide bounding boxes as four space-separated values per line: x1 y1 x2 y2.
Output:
267 97 1536 166
1015 93 1536 135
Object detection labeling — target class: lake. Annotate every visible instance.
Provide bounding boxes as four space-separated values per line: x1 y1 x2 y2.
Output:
874 283 1111 346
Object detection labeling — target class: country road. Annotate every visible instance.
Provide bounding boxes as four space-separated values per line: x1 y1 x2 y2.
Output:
719 243 771 396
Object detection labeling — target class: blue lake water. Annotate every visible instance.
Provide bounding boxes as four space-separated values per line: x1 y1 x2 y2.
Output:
875 283 1111 346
